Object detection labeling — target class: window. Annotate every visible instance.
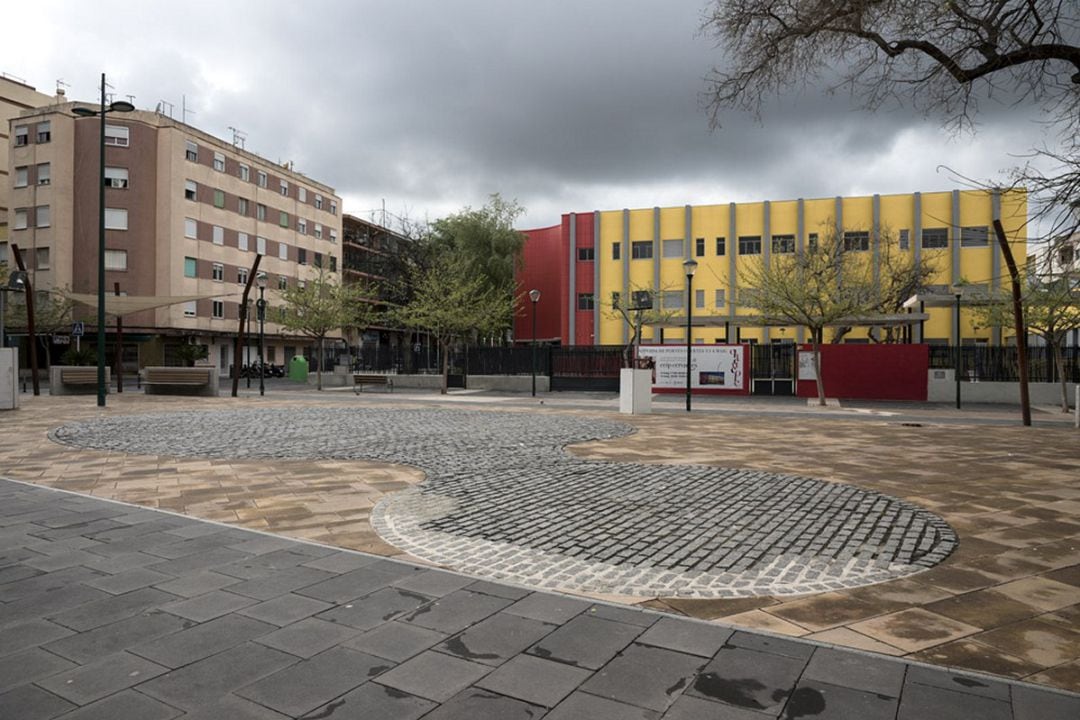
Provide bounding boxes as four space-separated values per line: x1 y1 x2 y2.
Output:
36 163 50 186
104 208 127 230
661 291 683 310
716 237 726 256
184 141 199 161
14 209 28 230
329 255 337 272
279 211 289 227
104 167 128 188
740 288 762 305
577 293 595 311
808 233 819 252
715 289 725 307
238 232 249 251
238 268 249 285
104 250 127 271
843 231 869 252
298 187 307 202
772 234 795 254
612 242 621 260
278 276 288 290
738 235 762 255
314 223 323 239
1060 244 1075 268
329 229 338 243
185 180 197 201
280 180 289 196
257 204 267 221
922 228 949 249
35 205 50 228
184 301 196 317
212 300 224 319
278 242 288 260
577 247 594 261
330 200 337 215
257 170 267 188
256 236 267 254
35 247 50 270
212 263 224 281
14 166 28 188
298 218 307 235
631 241 653 259
212 225 224 245
97 126 129 149
315 194 324 210
213 152 225 172
185 218 198 238
214 189 225 208
14 125 28 146
695 289 705 308
961 226 989 247
611 291 621 308
184 257 197 278
662 239 683 258
314 252 323 268
239 164 250 182
298 248 307 265
237 197 249 216
899 229 910 251
695 238 705 257
36 121 51 143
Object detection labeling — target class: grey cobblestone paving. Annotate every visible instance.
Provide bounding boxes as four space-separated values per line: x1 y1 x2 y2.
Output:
52 408 956 597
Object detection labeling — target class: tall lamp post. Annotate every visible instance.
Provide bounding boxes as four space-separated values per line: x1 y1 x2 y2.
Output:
1 271 29 349
72 74 134 407
683 258 698 412
955 292 962 410
256 272 267 396
529 289 541 397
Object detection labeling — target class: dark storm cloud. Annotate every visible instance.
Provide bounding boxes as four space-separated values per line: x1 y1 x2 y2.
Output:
13 0 1054 226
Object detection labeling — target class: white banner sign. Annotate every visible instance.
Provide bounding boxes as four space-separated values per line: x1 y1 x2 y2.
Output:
798 350 818 381
637 344 746 390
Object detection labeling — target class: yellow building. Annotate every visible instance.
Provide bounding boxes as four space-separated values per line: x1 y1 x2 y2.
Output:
517 189 1026 347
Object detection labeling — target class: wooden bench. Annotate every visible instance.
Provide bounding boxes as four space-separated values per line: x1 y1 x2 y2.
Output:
353 374 393 394
60 368 98 386
143 367 216 396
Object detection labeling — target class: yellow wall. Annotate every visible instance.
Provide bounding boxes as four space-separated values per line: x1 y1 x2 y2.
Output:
593 190 1026 346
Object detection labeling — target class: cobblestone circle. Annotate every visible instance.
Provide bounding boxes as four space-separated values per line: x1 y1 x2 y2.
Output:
52 408 957 597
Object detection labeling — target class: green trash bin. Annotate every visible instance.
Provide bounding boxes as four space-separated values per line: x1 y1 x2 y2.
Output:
288 356 309 382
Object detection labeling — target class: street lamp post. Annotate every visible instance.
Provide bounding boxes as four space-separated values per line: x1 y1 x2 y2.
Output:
256 272 267 396
245 299 252 389
683 258 698 412
72 74 134 408
955 293 962 410
529 289 541 397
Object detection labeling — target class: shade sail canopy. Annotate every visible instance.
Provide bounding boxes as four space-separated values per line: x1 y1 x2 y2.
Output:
66 292 238 317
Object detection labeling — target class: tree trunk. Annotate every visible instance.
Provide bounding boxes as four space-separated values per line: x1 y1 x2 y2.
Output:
440 340 449 395
812 329 826 406
316 336 324 391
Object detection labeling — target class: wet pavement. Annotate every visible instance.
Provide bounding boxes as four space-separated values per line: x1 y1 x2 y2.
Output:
2 479 1079 719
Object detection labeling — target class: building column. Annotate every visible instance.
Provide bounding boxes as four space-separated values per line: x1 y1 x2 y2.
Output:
728 202 737 327
951 189 961 287
622 208 630 345
762 200 771 343
991 190 1002 345
796 198 805 343
593 211 601 345
568 213 577 345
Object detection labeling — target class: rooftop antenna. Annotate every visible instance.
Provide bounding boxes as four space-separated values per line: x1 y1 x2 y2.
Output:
156 100 174 118
228 126 247 150
125 94 136 106
181 94 196 125
55 78 70 97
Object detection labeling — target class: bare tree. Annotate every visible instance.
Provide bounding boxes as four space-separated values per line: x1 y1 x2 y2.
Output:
607 286 682 367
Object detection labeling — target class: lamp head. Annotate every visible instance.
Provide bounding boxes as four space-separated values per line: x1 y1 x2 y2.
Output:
683 258 699 278
528 289 541 303
71 106 97 118
256 271 268 290
109 100 135 113
6 271 28 291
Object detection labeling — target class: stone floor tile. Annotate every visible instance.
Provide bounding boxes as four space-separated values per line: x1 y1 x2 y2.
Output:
173 695 291 720
766 592 889 632
476 653 592 707
151 569 241 598
294 566 403 603
160 589 257 622
1045 565 1080 588
303 681 436 720
237 646 393 717
45 689 182 720
993 577 1080 612
784 679 898 719
391 569 476 597
504 592 592 624
923 588 1044 628
897 681 1011 720
802 646 905 696
905 663 1011 700
421 687 546 720
300 550 379 574
464 579 532 601
528 614 645 670
725 631 815 660
36 650 168 705
317 586 433 630
255 616 363 658
137 642 296 710
661 694 771 719
660 596 781 621
236 592 333 626
130 613 277 668
688 646 807 715
343 621 449 662
222 565 335 601
909 638 1043 678
402 589 513 634
439 612 556 666
1012 682 1080 720
83 567 176 595
545 690 660 720
374 650 491 702
583 643 706 712
49 587 179 632
721 610 809 637
0 647 78 691
0 683 76 720
801 627 905 655
0 619 74 658
42 611 190 664
974 618 1080 667
845 608 981 653
636 616 734 658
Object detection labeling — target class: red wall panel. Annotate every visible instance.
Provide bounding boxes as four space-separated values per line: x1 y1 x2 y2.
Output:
796 344 929 401
515 223 566 344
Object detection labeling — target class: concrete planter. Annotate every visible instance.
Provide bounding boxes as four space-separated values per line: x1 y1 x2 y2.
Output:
619 368 652 414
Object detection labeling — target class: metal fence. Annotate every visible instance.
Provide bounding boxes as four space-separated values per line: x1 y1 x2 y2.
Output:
928 345 1080 383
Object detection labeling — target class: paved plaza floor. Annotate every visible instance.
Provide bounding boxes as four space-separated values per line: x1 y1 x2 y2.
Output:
1 388 1079 706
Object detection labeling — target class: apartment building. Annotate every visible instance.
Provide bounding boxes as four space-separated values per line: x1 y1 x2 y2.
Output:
4 97 343 373
514 189 1028 347
1 74 56 243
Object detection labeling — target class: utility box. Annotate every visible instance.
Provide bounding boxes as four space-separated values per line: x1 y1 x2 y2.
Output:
619 368 652 414
0 348 18 410
289 355 309 382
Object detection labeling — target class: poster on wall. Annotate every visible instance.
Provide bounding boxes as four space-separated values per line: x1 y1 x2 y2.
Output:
798 350 818 381
637 344 746 391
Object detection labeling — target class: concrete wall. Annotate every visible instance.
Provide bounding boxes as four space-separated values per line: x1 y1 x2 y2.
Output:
928 371 1076 406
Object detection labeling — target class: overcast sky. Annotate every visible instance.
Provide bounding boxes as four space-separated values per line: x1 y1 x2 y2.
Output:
7 0 1059 231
